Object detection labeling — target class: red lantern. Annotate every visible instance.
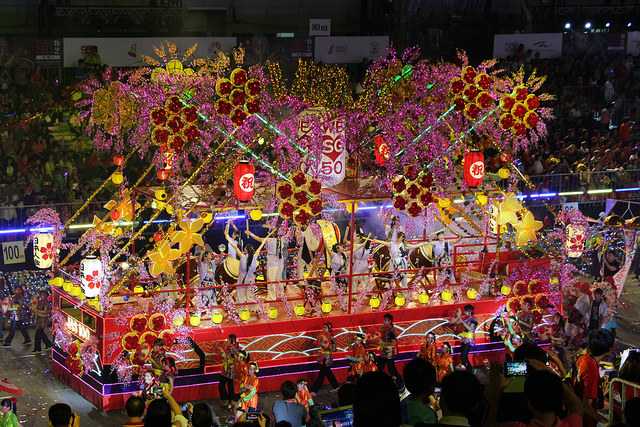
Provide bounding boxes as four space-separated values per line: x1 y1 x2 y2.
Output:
373 135 390 166
157 169 169 181
113 155 125 166
234 160 255 202
463 151 485 187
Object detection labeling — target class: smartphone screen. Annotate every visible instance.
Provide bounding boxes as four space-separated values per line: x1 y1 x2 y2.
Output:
504 361 528 377
319 405 354 427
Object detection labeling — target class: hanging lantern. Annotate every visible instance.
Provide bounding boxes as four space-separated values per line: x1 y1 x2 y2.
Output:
33 233 54 269
234 160 255 202
373 134 390 166
112 155 125 166
80 256 104 298
565 224 586 258
463 151 485 187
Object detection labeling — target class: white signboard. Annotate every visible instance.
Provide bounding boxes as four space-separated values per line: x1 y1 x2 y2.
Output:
66 316 91 341
493 33 563 59
627 32 640 56
298 108 346 187
1 241 25 265
314 36 389 64
63 37 237 67
309 19 331 36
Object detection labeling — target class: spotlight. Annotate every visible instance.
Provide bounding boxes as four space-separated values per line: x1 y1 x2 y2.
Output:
564 22 571 30
605 22 611 28
628 22 632 28
584 21 592 30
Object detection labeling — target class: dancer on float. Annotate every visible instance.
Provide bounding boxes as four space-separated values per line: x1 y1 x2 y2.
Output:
350 232 373 296
311 322 339 392
451 304 478 371
236 361 259 421
246 221 289 301
218 334 241 410
224 220 243 260
417 332 437 366
369 229 421 293
228 226 273 304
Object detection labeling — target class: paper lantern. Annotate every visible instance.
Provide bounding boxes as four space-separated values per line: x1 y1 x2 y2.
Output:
441 289 453 302
463 151 485 187
497 168 510 179
373 134 390 166
249 209 263 221
112 155 125 166
294 305 305 316
172 316 185 327
71 284 83 297
189 315 201 327
321 301 332 313
500 285 512 296
212 311 224 324
133 285 144 294
33 233 54 269
466 288 478 300
418 292 430 304
239 309 251 321
268 307 278 320
395 294 406 307
565 224 586 258
111 172 124 185
549 276 559 285
233 160 255 202
80 256 104 298
369 296 381 309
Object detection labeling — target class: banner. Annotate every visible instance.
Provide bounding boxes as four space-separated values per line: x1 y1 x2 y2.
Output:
1 241 25 265
297 108 346 187
492 33 563 59
63 37 237 67
628 32 640 56
314 36 389 64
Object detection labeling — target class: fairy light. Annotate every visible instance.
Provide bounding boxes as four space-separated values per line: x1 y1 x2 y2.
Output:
266 60 287 100
291 59 353 109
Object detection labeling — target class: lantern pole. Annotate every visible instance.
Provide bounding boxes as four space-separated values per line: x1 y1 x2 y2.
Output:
185 251 191 320
347 200 356 315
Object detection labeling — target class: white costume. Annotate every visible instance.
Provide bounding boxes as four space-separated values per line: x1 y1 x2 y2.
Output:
265 236 289 300
352 244 371 293
237 252 258 304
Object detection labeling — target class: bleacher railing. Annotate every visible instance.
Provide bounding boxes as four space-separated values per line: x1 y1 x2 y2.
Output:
609 378 640 425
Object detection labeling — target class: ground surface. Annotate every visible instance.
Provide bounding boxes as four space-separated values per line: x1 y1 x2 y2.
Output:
3 275 639 427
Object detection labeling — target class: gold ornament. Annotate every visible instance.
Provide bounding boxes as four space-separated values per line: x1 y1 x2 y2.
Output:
148 241 181 277
169 217 205 254
513 210 543 247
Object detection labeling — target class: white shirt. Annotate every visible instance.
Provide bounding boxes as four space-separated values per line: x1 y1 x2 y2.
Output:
265 236 288 260
330 252 346 274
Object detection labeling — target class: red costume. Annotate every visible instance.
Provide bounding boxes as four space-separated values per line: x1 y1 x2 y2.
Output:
418 341 437 365
350 341 367 377
239 373 259 411
435 352 453 383
295 384 314 410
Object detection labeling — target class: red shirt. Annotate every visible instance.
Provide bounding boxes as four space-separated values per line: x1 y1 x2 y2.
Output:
576 353 600 400
500 413 582 427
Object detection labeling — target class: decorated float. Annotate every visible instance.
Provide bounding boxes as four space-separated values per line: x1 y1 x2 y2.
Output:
26 42 585 410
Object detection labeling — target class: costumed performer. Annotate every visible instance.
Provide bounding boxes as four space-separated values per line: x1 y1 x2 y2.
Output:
236 362 259 421
311 322 339 392
378 313 399 379
246 222 289 301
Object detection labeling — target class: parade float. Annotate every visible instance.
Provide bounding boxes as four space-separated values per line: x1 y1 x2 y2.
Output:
26 42 575 410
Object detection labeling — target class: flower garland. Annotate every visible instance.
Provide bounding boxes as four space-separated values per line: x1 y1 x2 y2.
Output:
391 167 434 217
276 171 323 227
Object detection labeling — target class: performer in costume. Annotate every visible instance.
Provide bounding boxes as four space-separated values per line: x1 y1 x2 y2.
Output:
303 252 324 312
236 362 259 421
159 356 176 392
378 313 399 379
417 332 437 366
351 235 372 295
515 299 535 341
311 322 339 392
234 350 249 404
363 351 378 374
451 304 477 371
329 244 348 294
370 231 420 291
148 338 166 376
349 333 368 379
246 222 289 301
229 230 273 304
218 334 240 409
224 220 243 260
435 342 454 383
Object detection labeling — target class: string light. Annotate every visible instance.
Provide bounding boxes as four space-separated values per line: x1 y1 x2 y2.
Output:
291 59 353 109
